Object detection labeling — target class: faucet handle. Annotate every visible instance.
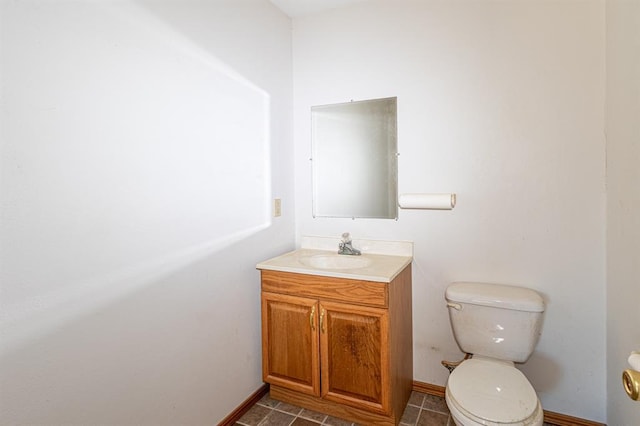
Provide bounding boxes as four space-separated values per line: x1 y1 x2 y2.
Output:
341 232 351 243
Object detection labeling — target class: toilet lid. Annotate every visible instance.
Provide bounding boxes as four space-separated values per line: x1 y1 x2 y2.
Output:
447 358 539 424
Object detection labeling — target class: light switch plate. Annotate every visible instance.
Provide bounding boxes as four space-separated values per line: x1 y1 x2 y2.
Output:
273 198 282 217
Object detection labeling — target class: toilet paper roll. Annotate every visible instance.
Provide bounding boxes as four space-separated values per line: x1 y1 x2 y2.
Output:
629 351 640 371
398 193 456 210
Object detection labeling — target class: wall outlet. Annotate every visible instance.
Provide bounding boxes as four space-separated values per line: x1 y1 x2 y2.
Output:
273 198 282 217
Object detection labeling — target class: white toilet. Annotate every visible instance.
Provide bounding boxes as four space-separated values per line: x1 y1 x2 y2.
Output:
444 282 546 426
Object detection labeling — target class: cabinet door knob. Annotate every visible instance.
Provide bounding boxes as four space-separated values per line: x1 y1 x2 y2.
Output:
320 308 326 333
310 305 316 331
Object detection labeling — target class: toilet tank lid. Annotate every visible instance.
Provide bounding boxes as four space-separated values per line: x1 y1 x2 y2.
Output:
446 282 545 312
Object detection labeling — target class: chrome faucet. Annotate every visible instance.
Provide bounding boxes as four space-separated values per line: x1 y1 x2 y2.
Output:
338 232 361 256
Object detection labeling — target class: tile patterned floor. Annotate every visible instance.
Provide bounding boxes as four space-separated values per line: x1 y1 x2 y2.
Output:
235 391 453 426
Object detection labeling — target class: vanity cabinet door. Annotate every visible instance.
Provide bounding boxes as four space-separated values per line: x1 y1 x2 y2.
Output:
319 301 390 414
261 292 320 396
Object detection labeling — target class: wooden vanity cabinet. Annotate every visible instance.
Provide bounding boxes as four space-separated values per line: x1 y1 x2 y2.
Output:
260 265 412 426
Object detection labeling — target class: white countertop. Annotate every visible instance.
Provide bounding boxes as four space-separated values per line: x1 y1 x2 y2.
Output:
256 248 412 283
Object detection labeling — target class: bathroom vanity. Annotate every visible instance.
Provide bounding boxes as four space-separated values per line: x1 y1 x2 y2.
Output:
257 240 413 426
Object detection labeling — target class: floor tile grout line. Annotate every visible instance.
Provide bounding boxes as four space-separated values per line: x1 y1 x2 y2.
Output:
273 407 303 416
414 407 422 425
423 407 450 415
243 391 449 426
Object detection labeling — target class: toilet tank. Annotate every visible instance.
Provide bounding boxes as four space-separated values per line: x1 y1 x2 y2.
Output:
445 282 545 363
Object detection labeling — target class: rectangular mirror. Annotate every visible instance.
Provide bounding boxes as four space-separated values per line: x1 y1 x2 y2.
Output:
311 97 398 219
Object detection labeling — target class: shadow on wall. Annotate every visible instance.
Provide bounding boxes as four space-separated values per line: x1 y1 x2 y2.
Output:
0 232 269 425
1 224 269 357
518 351 563 395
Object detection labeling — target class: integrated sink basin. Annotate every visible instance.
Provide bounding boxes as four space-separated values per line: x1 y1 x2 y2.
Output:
257 241 413 283
300 254 372 270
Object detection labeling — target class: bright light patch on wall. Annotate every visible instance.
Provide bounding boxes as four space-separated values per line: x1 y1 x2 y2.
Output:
102 0 273 234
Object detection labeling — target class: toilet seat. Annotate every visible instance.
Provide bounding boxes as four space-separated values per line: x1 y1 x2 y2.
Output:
446 357 541 425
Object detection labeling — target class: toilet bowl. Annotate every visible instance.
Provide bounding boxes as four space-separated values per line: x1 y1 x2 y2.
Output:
445 357 543 426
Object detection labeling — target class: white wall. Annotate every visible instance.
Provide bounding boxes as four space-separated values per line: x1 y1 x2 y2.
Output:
0 0 294 424
606 0 640 424
3 1 623 423
293 1 606 422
